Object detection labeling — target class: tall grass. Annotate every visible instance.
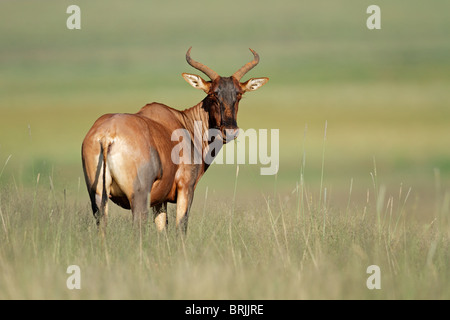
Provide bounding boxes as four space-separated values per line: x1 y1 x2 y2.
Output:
1 0 449 300
0 154 449 299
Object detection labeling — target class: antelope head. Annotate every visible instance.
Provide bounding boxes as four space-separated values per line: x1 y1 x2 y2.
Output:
182 47 269 142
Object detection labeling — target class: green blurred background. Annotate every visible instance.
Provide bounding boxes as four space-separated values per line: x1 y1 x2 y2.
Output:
1 0 449 216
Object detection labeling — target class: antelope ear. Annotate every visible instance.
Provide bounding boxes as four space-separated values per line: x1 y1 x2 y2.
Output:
242 77 269 92
182 73 210 93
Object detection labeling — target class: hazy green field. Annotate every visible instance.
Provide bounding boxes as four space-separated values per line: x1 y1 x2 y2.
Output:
0 0 449 299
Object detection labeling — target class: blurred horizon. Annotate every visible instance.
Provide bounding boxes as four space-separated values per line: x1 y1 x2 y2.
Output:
1 0 449 216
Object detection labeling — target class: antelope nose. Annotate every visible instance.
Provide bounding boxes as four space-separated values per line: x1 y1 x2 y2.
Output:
224 128 240 141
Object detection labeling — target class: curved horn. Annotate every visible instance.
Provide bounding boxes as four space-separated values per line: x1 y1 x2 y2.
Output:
233 48 260 81
185 47 219 81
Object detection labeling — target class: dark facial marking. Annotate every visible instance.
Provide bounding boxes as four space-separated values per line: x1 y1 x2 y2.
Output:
212 77 242 129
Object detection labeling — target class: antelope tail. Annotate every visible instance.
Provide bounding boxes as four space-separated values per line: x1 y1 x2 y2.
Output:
99 137 111 219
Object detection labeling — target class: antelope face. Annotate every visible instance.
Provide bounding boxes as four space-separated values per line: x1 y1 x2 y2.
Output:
182 48 269 143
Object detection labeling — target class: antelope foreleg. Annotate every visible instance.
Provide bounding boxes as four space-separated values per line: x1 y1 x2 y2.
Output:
176 188 193 234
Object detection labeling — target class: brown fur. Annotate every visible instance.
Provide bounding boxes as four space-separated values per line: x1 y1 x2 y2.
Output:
81 49 268 233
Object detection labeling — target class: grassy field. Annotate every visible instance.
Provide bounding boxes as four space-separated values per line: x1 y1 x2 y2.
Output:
0 0 449 299
0 173 448 299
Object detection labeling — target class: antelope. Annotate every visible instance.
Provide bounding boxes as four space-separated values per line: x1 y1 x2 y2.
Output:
81 48 269 233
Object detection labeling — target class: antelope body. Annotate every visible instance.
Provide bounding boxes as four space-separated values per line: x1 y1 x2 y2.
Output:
82 48 268 233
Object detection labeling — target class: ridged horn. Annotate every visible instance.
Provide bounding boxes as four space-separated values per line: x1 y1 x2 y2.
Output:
185 47 219 81
232 48 260 81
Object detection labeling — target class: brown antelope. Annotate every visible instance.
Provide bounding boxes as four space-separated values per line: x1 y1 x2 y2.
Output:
81 47 269 233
